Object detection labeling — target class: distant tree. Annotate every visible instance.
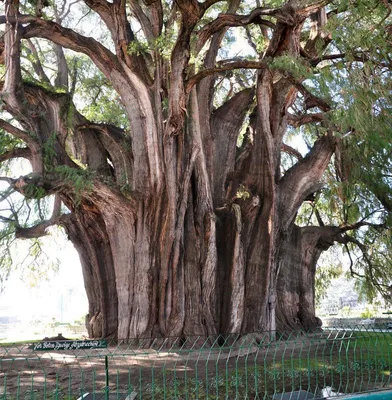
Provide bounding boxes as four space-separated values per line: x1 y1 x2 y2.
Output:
340 306 351 318
360 307 376 319
0 0 391 339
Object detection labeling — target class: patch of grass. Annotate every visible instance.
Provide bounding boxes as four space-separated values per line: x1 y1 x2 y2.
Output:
1 333 392 399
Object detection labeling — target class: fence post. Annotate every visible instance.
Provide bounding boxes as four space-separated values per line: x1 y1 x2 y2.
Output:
105 355 109 400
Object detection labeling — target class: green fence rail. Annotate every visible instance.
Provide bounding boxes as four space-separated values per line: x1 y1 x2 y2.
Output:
1 326 392 399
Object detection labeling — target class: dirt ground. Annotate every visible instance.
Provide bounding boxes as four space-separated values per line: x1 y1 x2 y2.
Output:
0 333 390 399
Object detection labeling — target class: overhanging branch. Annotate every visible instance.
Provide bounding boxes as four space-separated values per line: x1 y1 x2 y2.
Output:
0 147 31 162
0 119 35 144
1 174 57 198
25 39 52 86
15 196 65 239
200 0 225 11
83 0 152 83
338 233 390 292
279 131 336 226
0 14 123 84
198 8 279 51
281 143 303 160
291 80 331 112
339 221 386 232
186 60 266 92
198 1 330 51
287 112 325 127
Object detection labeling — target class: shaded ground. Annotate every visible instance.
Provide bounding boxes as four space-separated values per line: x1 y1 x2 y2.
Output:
1 330 391 399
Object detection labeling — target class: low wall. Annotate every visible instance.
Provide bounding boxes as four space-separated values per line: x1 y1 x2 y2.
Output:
322 317 392 327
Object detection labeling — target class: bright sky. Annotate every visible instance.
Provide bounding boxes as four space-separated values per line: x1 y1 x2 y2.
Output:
0 232 88 323
0 152 87 325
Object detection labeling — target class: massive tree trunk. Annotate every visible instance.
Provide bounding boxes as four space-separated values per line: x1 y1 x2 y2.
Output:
276 225 340 331
0 0 346 339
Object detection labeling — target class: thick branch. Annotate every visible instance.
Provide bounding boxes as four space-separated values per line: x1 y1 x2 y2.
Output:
186 60 267 92
198 8 279 51
290 80 331 112
0 117 42 171
313 205 324 226
0 119 36 144
77 122 133 184
129 0 157 41
166 0 202 133
0 14 123 83
5 15 160 190
54 43 69 89
303 7 331 59
2 175 70 203
143 0 164 38
287 112 325 127
339 221 386 232
2 1 27 112
198 1 330 50
0 147 31 162
15 196 64 239
196 0 241 57
0 176 14 184
200 0 224 11
279 132 336 227
25 39 52 86
309 52 346 66
212 87 255 204
281 143 303 160
84 0 152 83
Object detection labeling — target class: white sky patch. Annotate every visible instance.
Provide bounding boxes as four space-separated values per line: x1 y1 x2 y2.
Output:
0 161 87 326
0 233 87 323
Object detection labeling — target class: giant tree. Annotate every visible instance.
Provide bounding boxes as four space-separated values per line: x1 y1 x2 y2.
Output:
0 0 391 339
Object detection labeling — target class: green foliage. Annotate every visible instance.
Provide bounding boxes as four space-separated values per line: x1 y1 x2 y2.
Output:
73 57 128 128
0 224 16 294
19 238 60 289
360 307 376 319
0 216 61 293
0 128 26 173
340 305 351 317
270 55 313 81
54 165 93 205
0 128 23 150
315 254 343 305
128 26 175 56
42 132 57 172
23 184 47 200
127 40 150 57
297 26 392 299
155 32 176 60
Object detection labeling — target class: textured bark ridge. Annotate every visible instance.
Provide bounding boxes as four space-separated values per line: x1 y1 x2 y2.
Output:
0 0 348 339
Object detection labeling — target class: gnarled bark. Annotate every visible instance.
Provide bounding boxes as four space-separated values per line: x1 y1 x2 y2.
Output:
0 0 359 340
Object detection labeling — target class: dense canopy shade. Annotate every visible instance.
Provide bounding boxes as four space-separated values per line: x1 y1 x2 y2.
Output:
0 0 391 339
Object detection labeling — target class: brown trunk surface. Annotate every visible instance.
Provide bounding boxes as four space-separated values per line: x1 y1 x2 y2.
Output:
0 0 341 340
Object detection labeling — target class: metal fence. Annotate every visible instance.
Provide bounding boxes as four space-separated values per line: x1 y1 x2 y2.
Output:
1 326 392 399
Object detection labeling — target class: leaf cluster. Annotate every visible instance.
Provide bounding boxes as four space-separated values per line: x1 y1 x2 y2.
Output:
54 165 93 206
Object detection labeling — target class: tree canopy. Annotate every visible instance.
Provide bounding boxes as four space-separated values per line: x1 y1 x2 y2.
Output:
0 0 391 339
